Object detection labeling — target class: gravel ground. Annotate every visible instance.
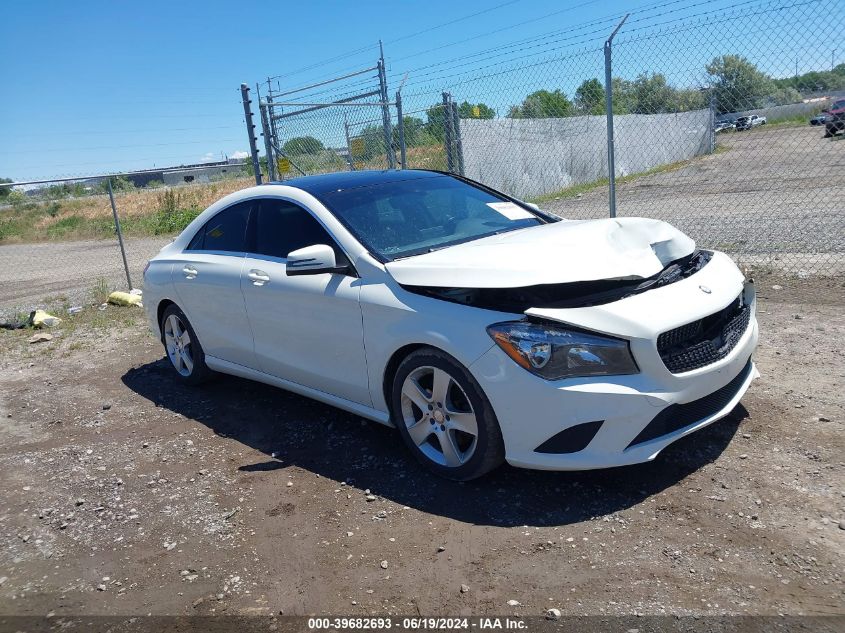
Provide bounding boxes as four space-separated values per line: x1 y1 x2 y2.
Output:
543 124 844 274
0 280 842 618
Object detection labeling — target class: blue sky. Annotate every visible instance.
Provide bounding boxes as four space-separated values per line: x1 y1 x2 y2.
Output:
0 0 837 181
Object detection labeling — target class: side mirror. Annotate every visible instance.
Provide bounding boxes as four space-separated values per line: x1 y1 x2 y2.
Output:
286 244 349 276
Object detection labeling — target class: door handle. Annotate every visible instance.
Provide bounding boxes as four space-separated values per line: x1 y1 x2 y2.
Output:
182 266 198 279
247 269 270 285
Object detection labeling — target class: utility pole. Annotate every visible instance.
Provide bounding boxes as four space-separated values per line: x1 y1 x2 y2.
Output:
240 83 262 185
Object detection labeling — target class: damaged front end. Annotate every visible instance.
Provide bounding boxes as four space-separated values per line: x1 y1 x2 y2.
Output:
402 249 712 313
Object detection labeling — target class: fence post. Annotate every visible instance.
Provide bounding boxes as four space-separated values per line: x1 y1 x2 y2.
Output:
396 91 407 169
442 92 455 173
343 114 355 171
240 83 262 185
107 178 133 291
604 14 628 219
450 100 465 176
259 100 277 181
377 42 396 170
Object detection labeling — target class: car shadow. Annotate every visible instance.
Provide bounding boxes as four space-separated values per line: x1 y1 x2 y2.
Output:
121 358 747 528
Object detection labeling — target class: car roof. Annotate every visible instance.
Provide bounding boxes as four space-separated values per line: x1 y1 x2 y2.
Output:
270 169 445 195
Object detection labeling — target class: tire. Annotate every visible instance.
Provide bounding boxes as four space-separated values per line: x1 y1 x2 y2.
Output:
824 129 833 138
390 347 505 481
160 304 212 385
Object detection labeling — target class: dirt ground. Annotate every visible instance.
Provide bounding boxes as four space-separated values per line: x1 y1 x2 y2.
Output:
0 278 842 620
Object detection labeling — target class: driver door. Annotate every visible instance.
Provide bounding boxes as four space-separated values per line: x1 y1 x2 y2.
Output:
240 197 371 406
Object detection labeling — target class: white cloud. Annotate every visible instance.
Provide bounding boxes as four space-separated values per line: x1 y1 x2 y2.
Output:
199 152 216 163
230 150 249 159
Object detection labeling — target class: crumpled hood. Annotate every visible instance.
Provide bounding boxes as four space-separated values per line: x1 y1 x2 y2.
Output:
385 217 696 288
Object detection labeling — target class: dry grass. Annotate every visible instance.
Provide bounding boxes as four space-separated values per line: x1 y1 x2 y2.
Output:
2 145 449 244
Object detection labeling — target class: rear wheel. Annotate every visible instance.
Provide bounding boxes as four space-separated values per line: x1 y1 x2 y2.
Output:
160 304 211 385
391 348 505 480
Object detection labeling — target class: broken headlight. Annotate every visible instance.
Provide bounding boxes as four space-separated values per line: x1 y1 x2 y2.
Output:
487 321 638 380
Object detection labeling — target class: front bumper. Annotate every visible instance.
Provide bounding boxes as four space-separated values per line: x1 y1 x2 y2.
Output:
469 258 759 471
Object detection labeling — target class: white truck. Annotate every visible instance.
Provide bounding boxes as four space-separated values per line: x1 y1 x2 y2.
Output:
735 114 767 130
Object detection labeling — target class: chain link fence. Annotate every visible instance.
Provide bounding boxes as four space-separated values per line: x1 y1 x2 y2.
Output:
1 0 843 319
0 168 255 319
394 0 844 277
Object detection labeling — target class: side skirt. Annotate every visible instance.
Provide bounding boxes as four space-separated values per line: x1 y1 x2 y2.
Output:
204 356 393 427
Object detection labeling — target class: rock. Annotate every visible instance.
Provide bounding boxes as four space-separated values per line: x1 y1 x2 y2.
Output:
0 577 7 586
97 584 107 591
839 521 845 531
102 403 112 411
545 608 561 620
818 416 830 422
286 481 293 487
142 442 149 448
742 433 751 439
507 599 521 607
75 498 85 506
793 314 802 320
460 584 469 593
437 546 446 552
28 333 53 344
192 597 204 608
380 560 389 569
365 494 377 502
739 454 748 459
180 570 190 577
771 285 782 290
346 531 354 537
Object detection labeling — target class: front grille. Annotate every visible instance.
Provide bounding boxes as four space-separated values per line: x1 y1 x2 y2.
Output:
658 295 751 373
626 359 752 449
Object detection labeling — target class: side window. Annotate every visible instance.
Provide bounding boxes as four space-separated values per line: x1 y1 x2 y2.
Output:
187 201 251 253
253 199 348 264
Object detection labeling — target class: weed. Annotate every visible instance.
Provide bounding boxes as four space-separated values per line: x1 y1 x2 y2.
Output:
90 278 110 305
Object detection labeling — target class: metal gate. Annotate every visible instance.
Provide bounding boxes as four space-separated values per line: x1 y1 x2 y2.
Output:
249 46 408 181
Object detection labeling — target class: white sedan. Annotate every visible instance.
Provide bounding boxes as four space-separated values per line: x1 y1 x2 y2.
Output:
143 170 758 480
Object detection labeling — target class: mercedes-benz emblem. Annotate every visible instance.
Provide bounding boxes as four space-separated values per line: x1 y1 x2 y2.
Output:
699 285 712 294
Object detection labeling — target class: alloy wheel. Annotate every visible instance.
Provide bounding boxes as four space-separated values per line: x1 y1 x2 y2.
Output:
163 314 194 377
400 365 479 468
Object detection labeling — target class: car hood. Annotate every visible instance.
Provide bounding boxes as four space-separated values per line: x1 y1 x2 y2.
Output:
384 217 696 288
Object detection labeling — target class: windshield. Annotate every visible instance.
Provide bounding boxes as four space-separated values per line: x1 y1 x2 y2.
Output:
318 174 543 260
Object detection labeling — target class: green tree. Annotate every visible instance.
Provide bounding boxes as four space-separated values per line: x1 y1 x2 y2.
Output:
508 89 574 118
631 73 678 114
424 104 448 142
457 101 495 119
283 136 324 155
393 116 435 148
674 88 707 112
0 178 13 201
706 55 775 114
574 78 605 114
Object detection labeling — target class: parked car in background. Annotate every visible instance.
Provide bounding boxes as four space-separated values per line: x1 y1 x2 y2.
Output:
824 102 845 137
735 115 766 130
715 118 736 132
811 100 845 126
143 170 759 480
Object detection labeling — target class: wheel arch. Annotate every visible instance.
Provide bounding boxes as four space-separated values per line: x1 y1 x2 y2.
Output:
156 298 177 336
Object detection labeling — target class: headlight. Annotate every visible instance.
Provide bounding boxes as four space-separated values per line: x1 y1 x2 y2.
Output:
487 321 638 380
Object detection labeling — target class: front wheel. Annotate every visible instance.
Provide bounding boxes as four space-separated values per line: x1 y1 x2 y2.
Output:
160 304 211 385
391 348 505 480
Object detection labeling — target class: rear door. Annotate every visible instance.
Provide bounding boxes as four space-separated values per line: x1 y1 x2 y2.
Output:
240 197 370 406
173 200 256 367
